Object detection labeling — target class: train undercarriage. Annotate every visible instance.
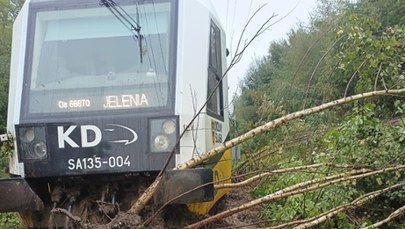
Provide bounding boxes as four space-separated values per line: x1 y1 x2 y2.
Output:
11 173 154 228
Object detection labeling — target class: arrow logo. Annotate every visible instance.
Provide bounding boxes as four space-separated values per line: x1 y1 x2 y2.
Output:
104 124 138 145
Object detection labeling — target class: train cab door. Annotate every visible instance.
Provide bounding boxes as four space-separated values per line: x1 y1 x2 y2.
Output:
187 19 232 215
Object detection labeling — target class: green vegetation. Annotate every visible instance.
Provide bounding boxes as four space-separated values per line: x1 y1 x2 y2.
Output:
234 0 404 227
0 213 23 229
0 0 24 227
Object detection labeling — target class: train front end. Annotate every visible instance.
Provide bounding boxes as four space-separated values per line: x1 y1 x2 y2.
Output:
0 0 231 227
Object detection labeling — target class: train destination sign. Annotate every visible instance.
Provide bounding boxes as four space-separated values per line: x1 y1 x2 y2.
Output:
55 93 150 111
103 94 149 109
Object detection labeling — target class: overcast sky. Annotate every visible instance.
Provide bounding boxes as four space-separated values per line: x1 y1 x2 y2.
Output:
210 0 318 98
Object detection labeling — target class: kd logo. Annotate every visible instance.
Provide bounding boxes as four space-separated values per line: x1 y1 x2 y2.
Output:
57 125 101 148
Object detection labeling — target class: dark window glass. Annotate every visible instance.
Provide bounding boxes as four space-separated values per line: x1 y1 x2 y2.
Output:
207 21 223 118
25 1 173 115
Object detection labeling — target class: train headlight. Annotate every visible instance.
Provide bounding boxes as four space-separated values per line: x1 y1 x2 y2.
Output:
149 117 178 153
17 126 48 160
162 119 176 134
33 141 47 158
21 127 35 143
153 135 170 151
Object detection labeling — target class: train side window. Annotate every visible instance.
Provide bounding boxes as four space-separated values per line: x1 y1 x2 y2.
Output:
207 21 224 119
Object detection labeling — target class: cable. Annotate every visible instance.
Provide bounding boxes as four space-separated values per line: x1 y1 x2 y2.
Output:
101 0 141 32
100 0 144 62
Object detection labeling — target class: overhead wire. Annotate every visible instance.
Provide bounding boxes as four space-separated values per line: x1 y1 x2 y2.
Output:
150 0 171 105
140 2 165 104
101 0 141 32
100 0 144 62
151 0 168 74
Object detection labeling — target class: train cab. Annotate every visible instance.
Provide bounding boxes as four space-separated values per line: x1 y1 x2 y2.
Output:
0 0 232 227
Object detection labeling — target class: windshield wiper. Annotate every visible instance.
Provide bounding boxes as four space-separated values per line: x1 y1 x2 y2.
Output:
100 0 144 63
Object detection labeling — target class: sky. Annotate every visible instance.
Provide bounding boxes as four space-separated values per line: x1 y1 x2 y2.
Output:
210 0 318 98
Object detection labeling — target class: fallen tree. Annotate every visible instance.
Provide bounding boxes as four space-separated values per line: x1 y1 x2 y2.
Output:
130 88 405 215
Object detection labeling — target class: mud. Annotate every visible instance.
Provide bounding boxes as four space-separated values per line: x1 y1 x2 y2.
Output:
53 186 264 229
208 187 266 229
146 186 264 228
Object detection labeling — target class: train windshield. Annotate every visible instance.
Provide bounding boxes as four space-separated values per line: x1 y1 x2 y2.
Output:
24 0 175 115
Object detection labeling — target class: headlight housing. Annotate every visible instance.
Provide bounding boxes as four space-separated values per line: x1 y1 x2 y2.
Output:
149 117 178 153
17 126 48 160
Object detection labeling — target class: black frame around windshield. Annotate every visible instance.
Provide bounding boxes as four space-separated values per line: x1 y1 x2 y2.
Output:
20 0 178 122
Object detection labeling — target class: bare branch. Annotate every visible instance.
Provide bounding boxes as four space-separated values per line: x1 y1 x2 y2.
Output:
374 62 383 91
215 163 323 189
235 128 329 174
266 183 405 229
230 4 274 68
344 59 367 97
302 36 345 109
291 183 405 229
285 25 339 103
219 163 377 190
360 204 405 229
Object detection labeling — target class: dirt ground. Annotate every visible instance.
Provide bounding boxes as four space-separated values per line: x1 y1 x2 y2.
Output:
61 186 265 229
208 187 266 229
145 186 266 229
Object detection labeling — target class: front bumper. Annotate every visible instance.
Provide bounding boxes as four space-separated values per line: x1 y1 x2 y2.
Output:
154 168 214 204
0 178 44 212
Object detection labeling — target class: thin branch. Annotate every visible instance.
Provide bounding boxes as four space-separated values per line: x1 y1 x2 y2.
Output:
381 74 389 91
218 163 373 190
344 59 367 97
231 12 277 69
215 164 323 189
235 128 329 174
360 204 405 229
374 62 383 91
291 183 405 229
269 168 372 196
266 183 405 229
302 36 345 109
190 86 201 157
281 24 339 106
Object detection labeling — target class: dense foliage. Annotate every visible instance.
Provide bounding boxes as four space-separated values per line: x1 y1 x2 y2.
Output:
234 0 404 227
0 0 23 129
0 0 23 169
0 0 24 226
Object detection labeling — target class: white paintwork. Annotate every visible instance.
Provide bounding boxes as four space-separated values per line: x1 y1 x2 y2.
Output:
8 1 30 176
7 0 230 173
175 0 229 164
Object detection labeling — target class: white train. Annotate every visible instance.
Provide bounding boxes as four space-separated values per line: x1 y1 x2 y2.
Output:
0 0 232 227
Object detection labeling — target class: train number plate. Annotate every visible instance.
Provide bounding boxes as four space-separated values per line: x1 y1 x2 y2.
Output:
67 156 131 170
